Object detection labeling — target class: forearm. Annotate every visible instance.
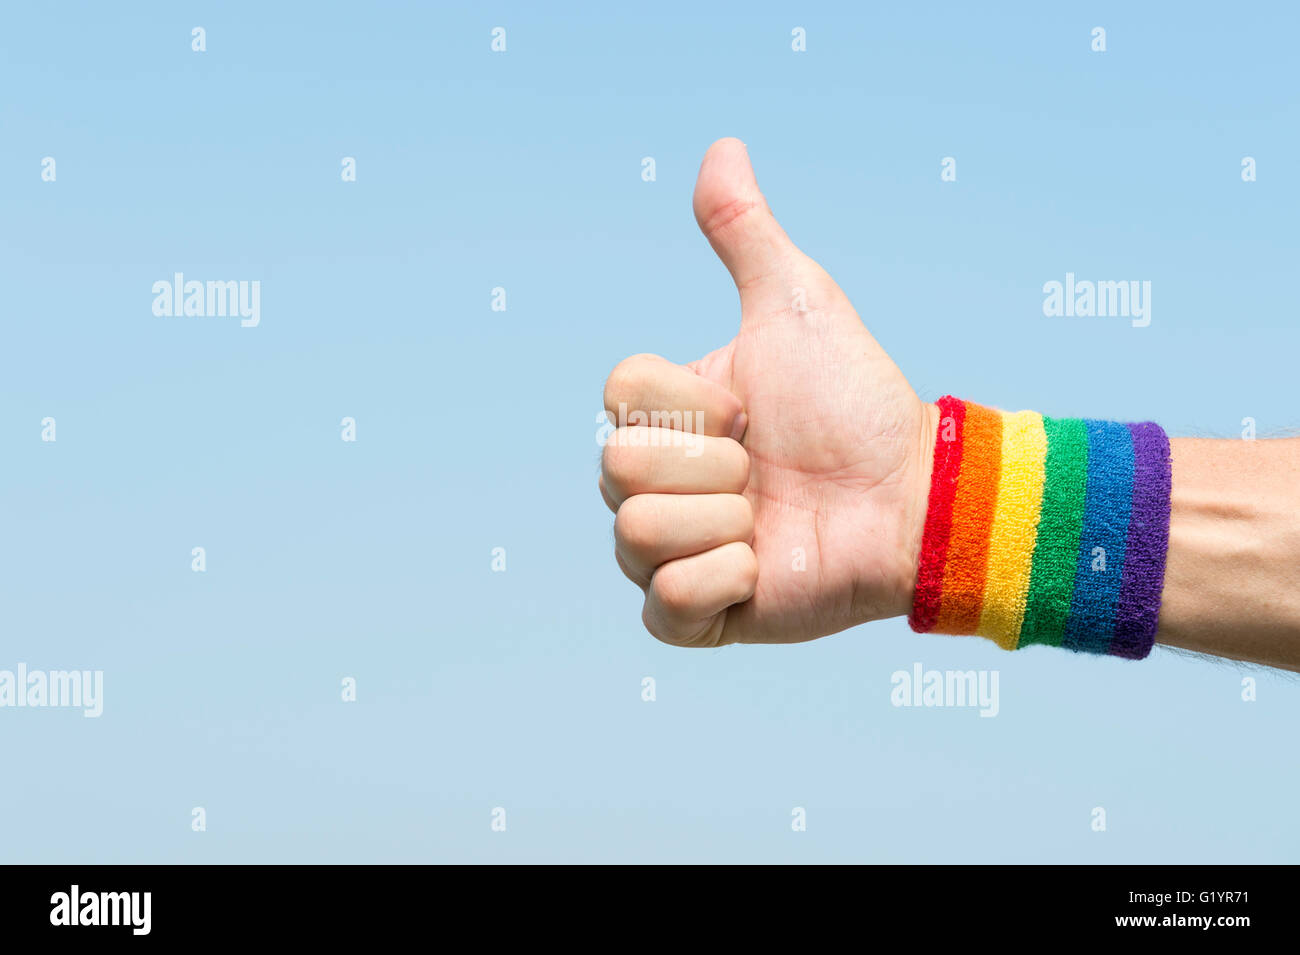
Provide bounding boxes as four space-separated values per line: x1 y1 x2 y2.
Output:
1156 437 1300 671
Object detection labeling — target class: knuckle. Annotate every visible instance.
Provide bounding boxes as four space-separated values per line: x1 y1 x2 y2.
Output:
603 353 659 410
698 197 764 242
600 436 632 484
613 496 657 554
602 431 656 495
614 546 646 588
640 601 674 644
651 565 696 618
641 600 700 649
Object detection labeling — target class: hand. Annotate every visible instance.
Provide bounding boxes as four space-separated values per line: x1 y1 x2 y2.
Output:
600 138 939 647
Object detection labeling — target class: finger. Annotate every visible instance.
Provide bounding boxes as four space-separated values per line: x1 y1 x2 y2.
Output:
601 429 748 508
643 541 758 646
692 137 798 301
615 493 753 583
598 473 619 514
615 546 647 590
604 353 745 440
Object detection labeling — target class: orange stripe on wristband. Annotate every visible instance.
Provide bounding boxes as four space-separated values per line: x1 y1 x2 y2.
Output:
933 403 1003 632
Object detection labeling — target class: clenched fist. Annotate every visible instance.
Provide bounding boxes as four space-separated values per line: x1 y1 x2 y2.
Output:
601 138 940 647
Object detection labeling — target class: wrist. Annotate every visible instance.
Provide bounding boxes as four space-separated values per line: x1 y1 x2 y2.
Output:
896 400 941 620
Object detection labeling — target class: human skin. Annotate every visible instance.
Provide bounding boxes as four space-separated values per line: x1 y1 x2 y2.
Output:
599 138 1300 672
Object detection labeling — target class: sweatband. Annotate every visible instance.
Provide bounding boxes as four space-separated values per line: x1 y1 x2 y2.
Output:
909 397 1171 660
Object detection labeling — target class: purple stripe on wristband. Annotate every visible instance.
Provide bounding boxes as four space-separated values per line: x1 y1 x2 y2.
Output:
1109 422 1172 659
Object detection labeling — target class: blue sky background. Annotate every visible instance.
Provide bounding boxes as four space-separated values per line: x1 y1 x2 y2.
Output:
1 1 1297 862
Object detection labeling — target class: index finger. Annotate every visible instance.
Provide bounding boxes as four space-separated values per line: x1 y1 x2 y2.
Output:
603 353 745 440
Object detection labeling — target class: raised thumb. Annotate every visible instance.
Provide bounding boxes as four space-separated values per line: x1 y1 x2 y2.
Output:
692 138 798 302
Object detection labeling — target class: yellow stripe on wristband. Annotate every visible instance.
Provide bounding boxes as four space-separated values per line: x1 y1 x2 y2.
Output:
976 410 1048 649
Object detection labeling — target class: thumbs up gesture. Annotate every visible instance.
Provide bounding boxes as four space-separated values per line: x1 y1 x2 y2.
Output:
601 138 940 647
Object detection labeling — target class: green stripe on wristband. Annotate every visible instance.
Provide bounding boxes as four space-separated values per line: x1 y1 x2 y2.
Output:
1019 416 1089 647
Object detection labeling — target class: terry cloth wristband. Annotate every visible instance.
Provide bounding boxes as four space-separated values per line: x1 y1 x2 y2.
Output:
909 396 1172 660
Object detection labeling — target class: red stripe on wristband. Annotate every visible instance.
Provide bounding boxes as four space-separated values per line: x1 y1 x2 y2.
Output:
909 396 966 633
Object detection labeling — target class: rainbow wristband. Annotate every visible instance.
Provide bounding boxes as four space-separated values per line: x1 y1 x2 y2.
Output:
909 396 1171 660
